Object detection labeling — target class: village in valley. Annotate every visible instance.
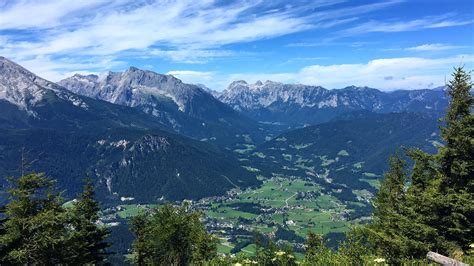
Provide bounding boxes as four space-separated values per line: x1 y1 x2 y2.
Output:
97 174 374 256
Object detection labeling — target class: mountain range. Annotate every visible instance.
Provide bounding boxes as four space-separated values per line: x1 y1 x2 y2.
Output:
0 56 257 203
218 80 448 127
0 56 448 205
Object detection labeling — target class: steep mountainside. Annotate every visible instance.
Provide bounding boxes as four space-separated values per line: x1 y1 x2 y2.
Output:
237 111 441 202
219 80 448 126
59 70 264 146
0 56 258 202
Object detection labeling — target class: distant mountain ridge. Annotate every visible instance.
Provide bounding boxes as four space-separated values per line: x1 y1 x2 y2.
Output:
0 56 258 202
59 69 264 146
218 80 448 125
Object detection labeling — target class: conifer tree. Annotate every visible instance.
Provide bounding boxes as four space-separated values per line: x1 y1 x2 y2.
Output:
130 213 152 266
304 232 324 260
436 66 474 253
66 180 110 264
193 227 218 263
0 173 70 264
440 66 473 189
130 203 217 265
256 237 277 265
403 148 440 254
364 66 473 262
363 155 422 262
373 155 408 214
303 232 336 264
337 227 369 265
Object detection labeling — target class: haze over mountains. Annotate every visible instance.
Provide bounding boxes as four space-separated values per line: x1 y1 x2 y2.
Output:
0 56 447 204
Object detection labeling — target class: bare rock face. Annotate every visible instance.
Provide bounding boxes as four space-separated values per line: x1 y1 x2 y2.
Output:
0 56 87 116
60 67 202 114
218 80 448 125
220 80 329 110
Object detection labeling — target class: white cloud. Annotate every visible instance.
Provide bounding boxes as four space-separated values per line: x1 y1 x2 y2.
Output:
1 1 323 56
166 70 215 85
1 0 402 64
0 0 105 29
179 55 474 91
406 43 468 51
341 14 473 35
295 55 473 89
2 0 471 88
11 55 125 82
149 49 237 64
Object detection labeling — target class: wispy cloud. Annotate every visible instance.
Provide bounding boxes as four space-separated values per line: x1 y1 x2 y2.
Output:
286 41 377 48
0 0 403 78
173 55 474 91
1 1 337 56
167 70 215 85
405 43 469 51
278 57 330 66
2 0 471 85
0 0 106 29
148 49 243 64
341 13 473 35
14 55 125 81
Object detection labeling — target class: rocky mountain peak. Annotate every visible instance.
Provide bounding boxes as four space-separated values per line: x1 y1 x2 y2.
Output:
341 85 374 91
72 73 99 82
1 56 37 81
127 66 140 72
0 56 85 115
264 80 279 85
228 80 248 88
60 67 203 113
195 83 221 98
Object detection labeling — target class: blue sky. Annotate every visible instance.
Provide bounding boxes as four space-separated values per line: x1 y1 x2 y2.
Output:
1 0 473 91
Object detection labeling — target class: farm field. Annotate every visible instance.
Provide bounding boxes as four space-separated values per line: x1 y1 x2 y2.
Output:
99 176 373 255
199 176 371 254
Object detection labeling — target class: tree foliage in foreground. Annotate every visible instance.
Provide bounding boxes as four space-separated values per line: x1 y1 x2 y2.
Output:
364 66 473 263
130 203 217 265
66 180 111 264
0 173 109 264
